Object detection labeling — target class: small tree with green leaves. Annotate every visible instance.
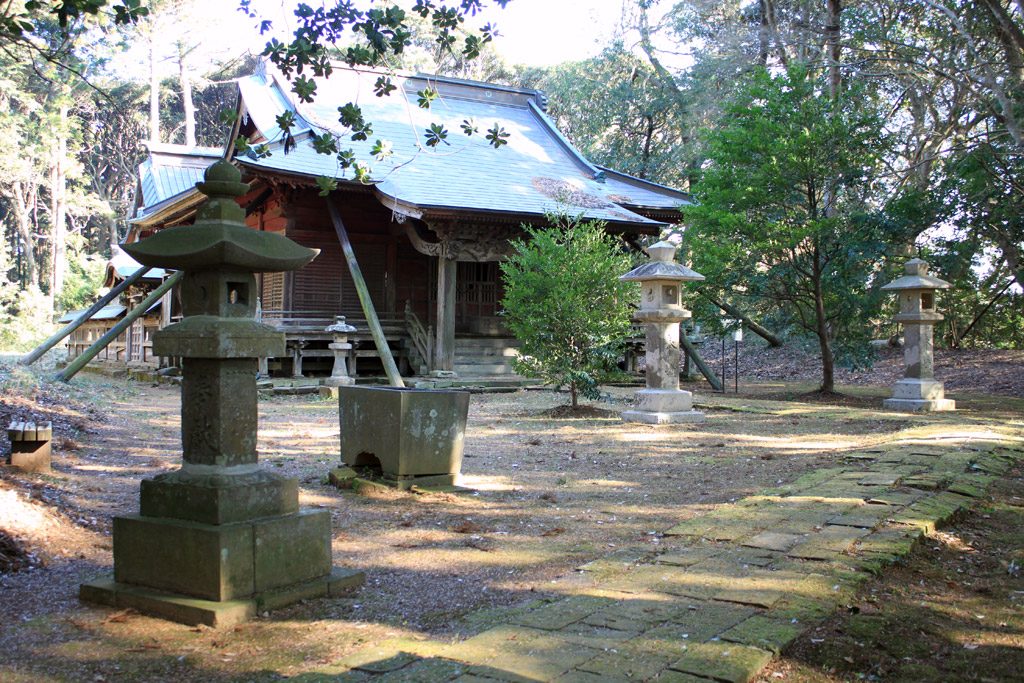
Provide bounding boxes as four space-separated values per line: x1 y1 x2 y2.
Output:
501 217 637 408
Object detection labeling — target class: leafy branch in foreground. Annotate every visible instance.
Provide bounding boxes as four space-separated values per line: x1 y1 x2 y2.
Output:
240 0 512 187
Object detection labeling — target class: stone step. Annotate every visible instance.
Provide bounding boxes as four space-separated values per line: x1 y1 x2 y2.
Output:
453 362 520 376
457 348 520 359
455 337 520 349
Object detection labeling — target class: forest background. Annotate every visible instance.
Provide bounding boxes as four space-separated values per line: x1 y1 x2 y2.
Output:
0 0 1021 366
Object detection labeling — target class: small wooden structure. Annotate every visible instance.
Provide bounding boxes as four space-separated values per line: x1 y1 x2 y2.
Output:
6 421 53 473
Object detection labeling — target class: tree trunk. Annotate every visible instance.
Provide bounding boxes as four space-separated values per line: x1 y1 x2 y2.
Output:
570 383 578 408
50 104 69 307
825 0 843 100
178 41 196 146
757 0 769 66
812 250 835 393
108 215 120 251
11 181 37 287
149 37 160 144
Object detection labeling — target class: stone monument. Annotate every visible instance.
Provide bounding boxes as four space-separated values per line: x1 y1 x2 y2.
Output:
620 241 706 424
80 161 364 627
881 258 955 412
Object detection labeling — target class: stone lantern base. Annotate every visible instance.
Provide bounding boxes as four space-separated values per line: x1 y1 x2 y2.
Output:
622 388 705 424
81 486 365 628
882 379 956 412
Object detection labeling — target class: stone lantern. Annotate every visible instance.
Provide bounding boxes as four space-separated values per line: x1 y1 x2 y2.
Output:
81 161 363 626
881 258 955 412
620 241 706 424
320 316 357 398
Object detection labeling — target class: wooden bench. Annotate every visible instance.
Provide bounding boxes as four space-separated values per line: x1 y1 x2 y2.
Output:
6 420 53 473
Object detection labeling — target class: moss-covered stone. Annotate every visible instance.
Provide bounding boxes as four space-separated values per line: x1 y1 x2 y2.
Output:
669 641 774 683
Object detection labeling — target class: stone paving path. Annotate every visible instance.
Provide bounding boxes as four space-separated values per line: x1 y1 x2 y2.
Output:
299 422 1022 683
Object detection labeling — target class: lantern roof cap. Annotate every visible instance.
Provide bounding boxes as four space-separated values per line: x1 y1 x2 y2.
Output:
326 316 357 333
620 241 705 282
123 161 318 272
881 258 951 291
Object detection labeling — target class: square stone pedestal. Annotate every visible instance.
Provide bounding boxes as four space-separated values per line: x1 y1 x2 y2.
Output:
622 389 705 425
80 509 364 627
883 379 956 412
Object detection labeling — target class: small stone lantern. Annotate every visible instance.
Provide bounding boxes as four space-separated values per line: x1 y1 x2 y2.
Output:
620 241 706 424
81 161 364 626
320 316 357 397
881 258 955 412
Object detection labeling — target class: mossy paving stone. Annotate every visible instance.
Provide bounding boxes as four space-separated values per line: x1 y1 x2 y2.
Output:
719 615 804 654
827 509 891 529
892 491 972 532
575 646 678 681
787 525 871 560
656 545 722 567
741 531 803 553
648 671 716 682
582 598 685 632
508 595 614 631
664 516 764 542
346 652 420 674
668 641 774 683
441 625 602 682
576 546 653 574
290 671 370 682
712 566 808 608
855 527 920 556
373 657 468 682
666 601 758 641
765 594 836 623
556 621 641 651
550 670 611 682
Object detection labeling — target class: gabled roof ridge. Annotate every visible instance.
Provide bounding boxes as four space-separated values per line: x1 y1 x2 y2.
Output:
596 165 691 198
145 142 224 158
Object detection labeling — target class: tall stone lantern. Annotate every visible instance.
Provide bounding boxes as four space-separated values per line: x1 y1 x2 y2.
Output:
621 241 706 424
81 161 364 627
881 258 955 412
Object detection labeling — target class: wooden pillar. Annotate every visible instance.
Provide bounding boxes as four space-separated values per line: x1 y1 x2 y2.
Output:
433 255 457 374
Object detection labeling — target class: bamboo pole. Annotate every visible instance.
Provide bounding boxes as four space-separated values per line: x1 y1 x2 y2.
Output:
21 267 153 366
55 272 183 382
326 199 405 388
680 332 723 391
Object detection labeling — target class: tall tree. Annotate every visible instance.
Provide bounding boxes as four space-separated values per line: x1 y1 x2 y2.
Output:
684 67 899 393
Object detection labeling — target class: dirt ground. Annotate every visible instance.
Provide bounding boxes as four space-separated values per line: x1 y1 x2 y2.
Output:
0 360 1022 681
693 339 1024 398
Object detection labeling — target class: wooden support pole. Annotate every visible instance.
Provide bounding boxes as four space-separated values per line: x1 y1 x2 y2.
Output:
55 272 182 382
434 256 457 373
679 332 723 391
327 199 405 388
21 266 152 366
701 293 784 348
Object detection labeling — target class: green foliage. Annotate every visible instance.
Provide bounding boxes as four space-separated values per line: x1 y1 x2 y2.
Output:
519 45 691 188
0 282 54 352
684 66 903 391
500 216 637 407
56 234 105 312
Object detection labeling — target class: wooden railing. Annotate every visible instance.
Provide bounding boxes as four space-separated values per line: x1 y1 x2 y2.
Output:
404 302 433 374
258 309 406 334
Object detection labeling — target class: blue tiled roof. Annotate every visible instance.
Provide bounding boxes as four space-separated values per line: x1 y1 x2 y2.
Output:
235 66 684 226
57 304 126 323
135 144 222 220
